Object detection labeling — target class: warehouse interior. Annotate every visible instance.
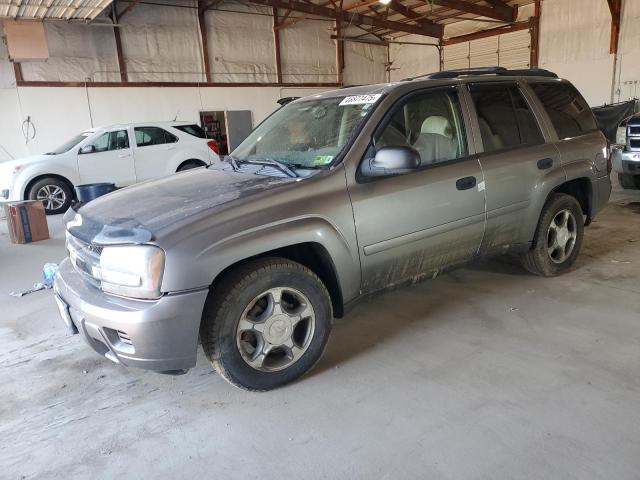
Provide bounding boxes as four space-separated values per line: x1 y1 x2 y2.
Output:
1 0 640 478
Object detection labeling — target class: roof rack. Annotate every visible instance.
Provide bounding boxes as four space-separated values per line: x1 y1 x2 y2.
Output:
403 67 558 81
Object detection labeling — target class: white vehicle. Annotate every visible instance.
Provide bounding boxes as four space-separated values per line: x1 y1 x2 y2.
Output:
0 121 221 214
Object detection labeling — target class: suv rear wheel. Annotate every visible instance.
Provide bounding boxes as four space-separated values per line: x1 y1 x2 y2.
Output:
521 193 584 277
200 258 332 391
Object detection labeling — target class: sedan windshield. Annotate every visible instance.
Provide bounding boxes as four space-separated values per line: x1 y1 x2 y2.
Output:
48 132 91 155
232 94 381 168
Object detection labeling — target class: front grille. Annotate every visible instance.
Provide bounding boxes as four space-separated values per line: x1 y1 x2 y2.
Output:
66 232 101 287
117 330 133 346
629 126 640 135
629 139 640 150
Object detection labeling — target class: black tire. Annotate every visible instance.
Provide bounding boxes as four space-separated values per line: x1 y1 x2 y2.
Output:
618 173 640 189
27 177 73 215
177 160 206 172
200 258 333 391
520 193 584 277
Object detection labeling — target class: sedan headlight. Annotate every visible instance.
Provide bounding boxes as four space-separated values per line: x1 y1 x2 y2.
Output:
92 245 165 299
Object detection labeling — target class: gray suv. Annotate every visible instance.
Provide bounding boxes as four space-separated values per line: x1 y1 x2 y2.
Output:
54 67 612 391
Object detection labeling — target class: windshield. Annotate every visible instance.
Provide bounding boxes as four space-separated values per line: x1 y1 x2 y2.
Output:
48 132 91 155
232 94 381 168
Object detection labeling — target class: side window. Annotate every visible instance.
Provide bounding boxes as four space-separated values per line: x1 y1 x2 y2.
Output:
530 82 597 139
92 132 110 153
134 127 177 147
469 83 544 153
108 130 129 150
374 89 468 166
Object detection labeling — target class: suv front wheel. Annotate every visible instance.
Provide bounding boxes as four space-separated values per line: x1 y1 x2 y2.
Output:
200 258 332 391
521 193 584 277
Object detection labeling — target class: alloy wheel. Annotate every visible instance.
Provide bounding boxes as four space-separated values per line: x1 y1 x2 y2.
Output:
547 209 577 264
236 287 315 372
36 184 66 211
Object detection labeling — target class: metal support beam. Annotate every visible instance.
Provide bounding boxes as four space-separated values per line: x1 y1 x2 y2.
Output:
335 19 344 85
442 21 529 46
607 0 622 54
386 0 440 31
246 0 443 38
273 7 283 83
12 62 23 83
424 0 516 23
112 4 127 82
529 0 540 67
198 0 212 82
116 0 141 19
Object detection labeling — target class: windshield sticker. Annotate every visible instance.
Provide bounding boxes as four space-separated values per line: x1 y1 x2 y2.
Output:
313 155 334 166
339 94 382 106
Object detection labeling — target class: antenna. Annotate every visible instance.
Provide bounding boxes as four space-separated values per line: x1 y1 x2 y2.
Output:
173 110 179 121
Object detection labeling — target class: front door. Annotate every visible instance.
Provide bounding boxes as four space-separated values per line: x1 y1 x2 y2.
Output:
77 129 136 186
348 87 486 294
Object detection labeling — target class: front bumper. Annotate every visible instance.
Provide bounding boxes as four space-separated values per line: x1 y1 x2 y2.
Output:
54 258 209 372
612 150 640 175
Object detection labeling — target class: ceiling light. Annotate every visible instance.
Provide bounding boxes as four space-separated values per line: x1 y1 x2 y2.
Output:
379 0 391 4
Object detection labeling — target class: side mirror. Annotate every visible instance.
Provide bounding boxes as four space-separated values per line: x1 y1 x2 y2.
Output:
79 145 95 155
361 146 421 177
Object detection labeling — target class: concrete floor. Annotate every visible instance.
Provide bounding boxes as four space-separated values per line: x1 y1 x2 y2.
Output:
1 185 640 480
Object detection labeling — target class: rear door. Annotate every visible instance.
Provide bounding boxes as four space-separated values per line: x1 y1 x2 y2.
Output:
132 126 179 182
77 129 136 186
463 81 562 253
348 86 486 294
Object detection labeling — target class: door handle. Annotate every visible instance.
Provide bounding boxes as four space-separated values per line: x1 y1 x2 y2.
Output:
537 158 553 170
456 176 476 191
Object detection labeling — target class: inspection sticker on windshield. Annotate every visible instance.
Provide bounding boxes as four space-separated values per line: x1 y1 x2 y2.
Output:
339 94 382 106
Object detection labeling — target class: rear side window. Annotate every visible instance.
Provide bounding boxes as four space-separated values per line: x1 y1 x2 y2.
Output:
530 82 597 139
174 124 206 138
469 83 544 153
134 127 178 147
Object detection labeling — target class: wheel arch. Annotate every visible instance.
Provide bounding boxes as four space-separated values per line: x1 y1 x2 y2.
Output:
23 173 75 200
210 242 345 318
177 159 207 172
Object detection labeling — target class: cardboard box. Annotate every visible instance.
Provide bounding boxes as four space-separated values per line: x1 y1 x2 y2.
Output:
3 200 50 244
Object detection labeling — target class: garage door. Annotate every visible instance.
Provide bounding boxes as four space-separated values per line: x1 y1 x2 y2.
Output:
443 28 531 70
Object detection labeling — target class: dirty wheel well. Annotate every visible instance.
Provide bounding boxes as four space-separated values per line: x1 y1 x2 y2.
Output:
24 174 75 200
213 243 344 318
553 178 591 222
177 159 207 171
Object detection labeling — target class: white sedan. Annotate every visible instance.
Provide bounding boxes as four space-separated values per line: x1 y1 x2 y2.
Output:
0 121 221 214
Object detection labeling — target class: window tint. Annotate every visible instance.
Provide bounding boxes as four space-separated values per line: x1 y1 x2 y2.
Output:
374 89 467 166
530 82 597 139
134 127 178 147
469 83 544 153
91 130 130 152
174 124 206 138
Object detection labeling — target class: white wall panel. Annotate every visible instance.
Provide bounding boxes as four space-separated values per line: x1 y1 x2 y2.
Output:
615 0 640 103
206 4 276 83
469 37 498 68
539 0 612 106
498 29 530 69
443 43 469 70
280 19 336 83
343 39 387 86
20 22 119 82
119 0 204 82
389 35 440 81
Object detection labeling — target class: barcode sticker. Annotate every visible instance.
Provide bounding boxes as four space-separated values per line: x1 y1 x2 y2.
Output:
339 94 382 106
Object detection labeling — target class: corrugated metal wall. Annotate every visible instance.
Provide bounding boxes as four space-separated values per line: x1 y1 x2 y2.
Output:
443 29 531 71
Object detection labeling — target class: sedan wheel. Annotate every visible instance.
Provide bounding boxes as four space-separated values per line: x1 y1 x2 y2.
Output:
36 184 67 211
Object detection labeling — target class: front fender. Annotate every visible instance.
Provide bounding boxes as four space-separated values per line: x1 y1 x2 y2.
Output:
16 163 80 199
161 216 361 303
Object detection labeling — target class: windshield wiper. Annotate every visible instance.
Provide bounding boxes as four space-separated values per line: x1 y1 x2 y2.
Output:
238 158 298 178
217 154 240 171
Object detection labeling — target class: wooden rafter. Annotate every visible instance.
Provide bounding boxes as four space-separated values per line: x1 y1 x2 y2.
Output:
607 0 622 54
442 20 528 45
418 0 516 23
245 0 443 37
386 0 440 30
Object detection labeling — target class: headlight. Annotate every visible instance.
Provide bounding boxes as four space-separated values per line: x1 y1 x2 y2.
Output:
616 127 626 146
92 245 165 299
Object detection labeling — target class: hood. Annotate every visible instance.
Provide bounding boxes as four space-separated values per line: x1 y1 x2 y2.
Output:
74 167 298 241
1 154 51 171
